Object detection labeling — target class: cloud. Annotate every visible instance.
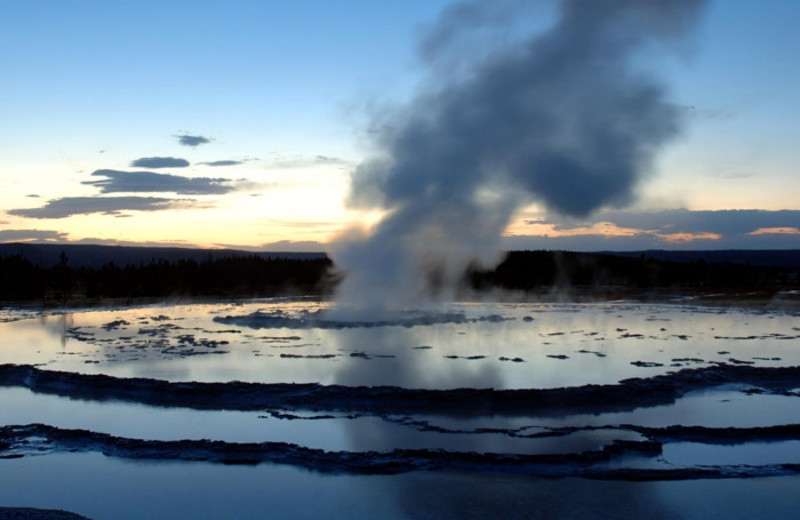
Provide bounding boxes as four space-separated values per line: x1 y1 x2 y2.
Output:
587 209 800 236
261 240 328 252
175 134 213 147
514 208 800 250
130 157 190 168
72 237 191 248
504 229 800 251
213 239 328 253
315 155 349 165
0 229 69 242
199 160 244 167
266 155 352 169
8 196 194 219
749 227 800 236
83 169 235 195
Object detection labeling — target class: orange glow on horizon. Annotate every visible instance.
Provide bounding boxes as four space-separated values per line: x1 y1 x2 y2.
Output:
654 231 722 243
505 220 724 245
505 221 641 238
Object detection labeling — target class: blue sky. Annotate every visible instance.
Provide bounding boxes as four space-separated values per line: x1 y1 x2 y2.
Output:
1 0 798 252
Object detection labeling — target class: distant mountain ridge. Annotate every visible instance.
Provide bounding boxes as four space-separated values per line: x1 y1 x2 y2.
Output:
2 243 799 270
0 243 327 269
603 249 800 269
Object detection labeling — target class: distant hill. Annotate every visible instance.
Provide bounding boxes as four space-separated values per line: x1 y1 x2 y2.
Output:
4 243 797 270
602 250 800 269
0 243 327 269
466 249 800 296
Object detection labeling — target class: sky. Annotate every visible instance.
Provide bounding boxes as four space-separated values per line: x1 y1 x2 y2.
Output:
1 0 799 253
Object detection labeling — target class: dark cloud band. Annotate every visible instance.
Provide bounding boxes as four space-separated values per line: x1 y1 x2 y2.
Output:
130 157 190 168
0 229 68 241
83 169 234 195
175 134 212 147
199 160 244 167
8 196 192 219
544 209 800 236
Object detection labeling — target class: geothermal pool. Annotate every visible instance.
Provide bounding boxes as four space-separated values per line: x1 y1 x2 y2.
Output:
1 299 799 519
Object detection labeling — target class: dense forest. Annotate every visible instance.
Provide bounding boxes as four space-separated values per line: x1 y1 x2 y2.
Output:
466 250 800 294
0 245 798 305
0 252 334 303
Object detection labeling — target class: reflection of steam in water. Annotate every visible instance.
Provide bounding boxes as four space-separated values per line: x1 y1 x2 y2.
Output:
39 312 74 349
386 473 678 520
330 325 503 390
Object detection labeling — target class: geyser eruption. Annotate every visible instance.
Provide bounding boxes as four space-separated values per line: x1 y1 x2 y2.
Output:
334 0 707 314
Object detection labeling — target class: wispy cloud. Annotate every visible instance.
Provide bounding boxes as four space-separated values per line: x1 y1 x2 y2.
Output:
72 237 191 248
213 239 328 253
130 157 190 168
260 240 328 252
749 227 800 236
83 169 235 195
175 134 213 147
0 229 69 242
198 160 244 167
513 209 800 249
8 196 194 219
594 209 800 236
266 155 352 169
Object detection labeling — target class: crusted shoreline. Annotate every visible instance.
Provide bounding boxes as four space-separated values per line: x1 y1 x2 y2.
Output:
2 422 800 480
0 363 798 416
0 508 93 520
2 363 800 481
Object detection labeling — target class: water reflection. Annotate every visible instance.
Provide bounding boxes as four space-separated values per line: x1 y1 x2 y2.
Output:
38 312 74 348
329 325 504 389
386 473 680 520
2 300 800 519
1 300 799 387
0 452 744 520
5 451 799 519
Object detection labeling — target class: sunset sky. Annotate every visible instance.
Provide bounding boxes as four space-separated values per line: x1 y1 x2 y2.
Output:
2 0 798 252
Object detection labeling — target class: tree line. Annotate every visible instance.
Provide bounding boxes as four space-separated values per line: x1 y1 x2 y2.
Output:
0 253 334 303
466 250 799 293
1 248 798 305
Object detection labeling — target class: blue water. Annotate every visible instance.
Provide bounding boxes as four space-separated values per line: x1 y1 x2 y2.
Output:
2 453 800 520
2 300 799 519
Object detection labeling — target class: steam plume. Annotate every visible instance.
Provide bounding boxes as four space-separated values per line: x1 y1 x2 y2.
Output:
334 0 707 314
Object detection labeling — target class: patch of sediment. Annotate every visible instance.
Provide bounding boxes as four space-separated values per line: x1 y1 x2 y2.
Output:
0 363 798 416
212 310 510 329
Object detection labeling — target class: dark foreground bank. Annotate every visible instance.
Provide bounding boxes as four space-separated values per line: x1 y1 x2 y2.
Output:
0 507 92 520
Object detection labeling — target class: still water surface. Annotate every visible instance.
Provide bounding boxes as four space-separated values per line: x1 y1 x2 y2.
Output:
1 453 799 520
2 300 798 388
1 299 798 519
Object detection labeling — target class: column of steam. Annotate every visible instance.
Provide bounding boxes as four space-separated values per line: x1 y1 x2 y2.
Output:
332 0 708 318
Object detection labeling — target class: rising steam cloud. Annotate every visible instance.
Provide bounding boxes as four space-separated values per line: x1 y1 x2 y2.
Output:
334 0 708 314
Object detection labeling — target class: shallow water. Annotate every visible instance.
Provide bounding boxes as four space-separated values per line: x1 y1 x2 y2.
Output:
1 299 799 519
1 300 798 388
1 453 800 520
